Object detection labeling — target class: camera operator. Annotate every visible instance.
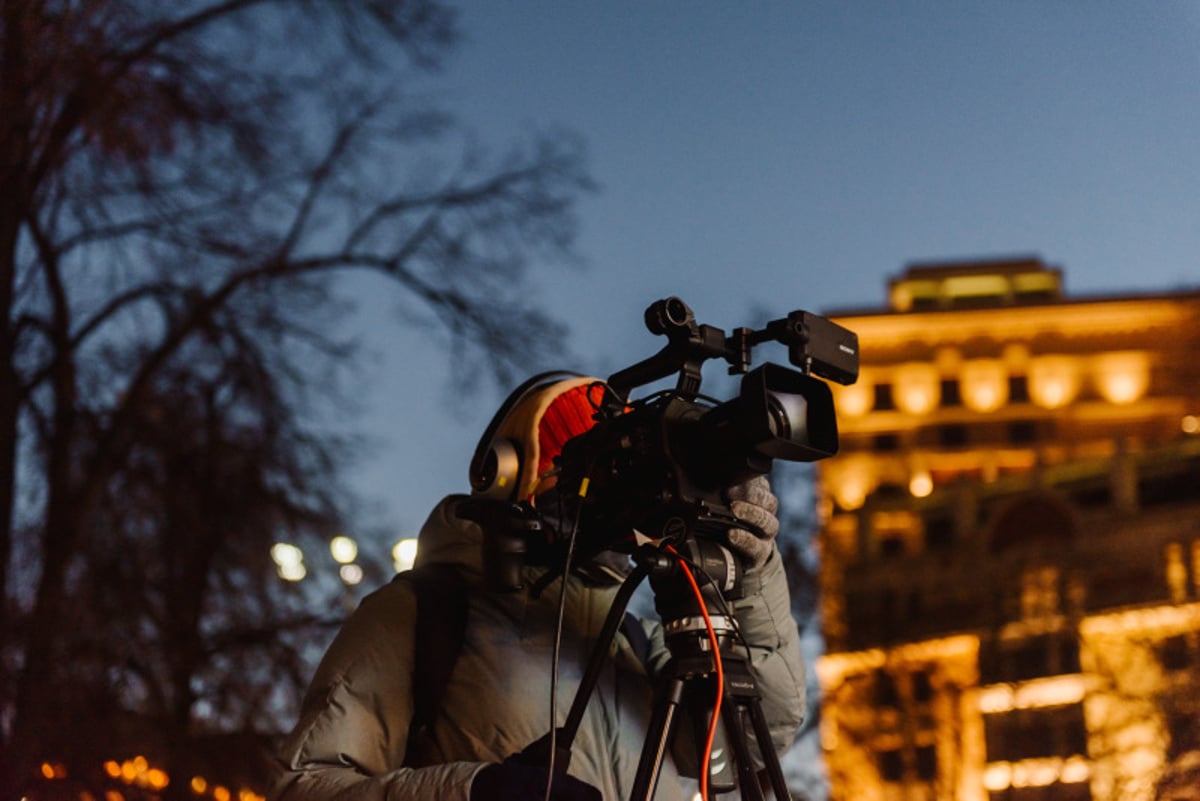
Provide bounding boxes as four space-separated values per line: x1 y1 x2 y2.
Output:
271 375 806 801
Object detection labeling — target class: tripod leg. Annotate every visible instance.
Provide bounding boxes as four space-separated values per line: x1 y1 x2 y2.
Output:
681 680 737 798
631 675 685 801
745 696 791 800
718 699 765 801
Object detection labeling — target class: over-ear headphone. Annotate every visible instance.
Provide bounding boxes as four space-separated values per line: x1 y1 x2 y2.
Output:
469 370 586 500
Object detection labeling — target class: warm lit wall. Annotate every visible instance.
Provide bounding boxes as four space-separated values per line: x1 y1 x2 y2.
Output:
1078 604 1200 801
822 293 1200 517
817 637 984 801
815 263 1200 801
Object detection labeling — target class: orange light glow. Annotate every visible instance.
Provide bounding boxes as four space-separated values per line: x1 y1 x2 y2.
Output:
214 786 232 801
979 675 1088 713
894 363 940 414
191 776 209 795
104 761 121 779
1080 602 1200 636
834 480 869 510
1092 351 1150 405
979 685 1014 713
1029 355 1081 409
1060 756 1090 783
1014 758 1069 788
984 756 1090 791
983 762 1011 791
909 470 933 498
146 768 169 790
961 360 1008 412
834 380 873 418
828 458 874 510
1015 674 1087 708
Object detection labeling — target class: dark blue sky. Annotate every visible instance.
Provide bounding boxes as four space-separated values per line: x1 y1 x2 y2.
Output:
345 2 1200 540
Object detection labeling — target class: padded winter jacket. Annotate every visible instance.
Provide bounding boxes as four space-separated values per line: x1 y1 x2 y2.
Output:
272 495 806 801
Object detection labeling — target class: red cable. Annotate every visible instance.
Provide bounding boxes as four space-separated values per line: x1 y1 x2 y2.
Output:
666 545 724 801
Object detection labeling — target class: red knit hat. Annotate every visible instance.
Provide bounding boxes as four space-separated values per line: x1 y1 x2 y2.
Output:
535 382 605 482
488 377 605 500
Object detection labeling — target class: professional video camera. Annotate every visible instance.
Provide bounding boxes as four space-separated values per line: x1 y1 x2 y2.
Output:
504 297 859 801
551 296 859 562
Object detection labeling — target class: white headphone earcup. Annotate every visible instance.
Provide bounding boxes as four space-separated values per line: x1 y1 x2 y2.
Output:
479 439 521 500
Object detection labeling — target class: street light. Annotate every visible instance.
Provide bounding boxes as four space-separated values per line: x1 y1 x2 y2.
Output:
393 538 418 572
330 535 358 564
270 543 306 581
339 564 364 585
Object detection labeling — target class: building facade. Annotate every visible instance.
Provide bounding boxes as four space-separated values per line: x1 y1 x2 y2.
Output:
815 257 1200 801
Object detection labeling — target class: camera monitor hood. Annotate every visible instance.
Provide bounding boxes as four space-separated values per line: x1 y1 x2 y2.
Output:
738 362 839 462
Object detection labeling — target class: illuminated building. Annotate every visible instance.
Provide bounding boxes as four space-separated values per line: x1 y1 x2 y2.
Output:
815 257 1200 801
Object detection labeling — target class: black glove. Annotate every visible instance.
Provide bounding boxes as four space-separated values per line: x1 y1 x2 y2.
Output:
470 758 601 801
725 475 780 570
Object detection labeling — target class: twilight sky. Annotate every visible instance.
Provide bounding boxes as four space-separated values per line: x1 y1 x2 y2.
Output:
340 2 1200 542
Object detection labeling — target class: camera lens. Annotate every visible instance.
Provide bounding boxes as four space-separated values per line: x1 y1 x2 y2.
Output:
765 391 808 444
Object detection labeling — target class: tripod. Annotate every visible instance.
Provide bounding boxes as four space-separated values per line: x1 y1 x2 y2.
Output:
537 541 793 801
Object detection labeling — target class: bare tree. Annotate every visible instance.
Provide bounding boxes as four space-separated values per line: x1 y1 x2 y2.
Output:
0 0 591 795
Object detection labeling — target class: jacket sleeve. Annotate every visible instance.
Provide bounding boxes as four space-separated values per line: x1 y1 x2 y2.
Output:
726 543 807 759
270 580 486 801
641 543 806 775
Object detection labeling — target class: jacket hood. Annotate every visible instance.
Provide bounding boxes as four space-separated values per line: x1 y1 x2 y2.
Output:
412 495 486 578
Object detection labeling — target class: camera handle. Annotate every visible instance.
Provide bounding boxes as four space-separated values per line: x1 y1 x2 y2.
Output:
608 298 729 401
525 543 792 801
607 296 858 402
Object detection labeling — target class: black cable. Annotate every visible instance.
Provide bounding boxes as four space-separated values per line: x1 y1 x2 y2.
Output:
540 379 611 800
544 471 588 801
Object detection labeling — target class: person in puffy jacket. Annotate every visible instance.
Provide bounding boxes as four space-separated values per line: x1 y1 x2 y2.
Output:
271 374 806 801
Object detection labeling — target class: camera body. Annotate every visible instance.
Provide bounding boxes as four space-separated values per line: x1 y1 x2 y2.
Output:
551 298 858 557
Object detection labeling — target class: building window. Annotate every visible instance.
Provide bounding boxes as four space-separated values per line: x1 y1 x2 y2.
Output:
873 433 900 451
925 516 955 549
940 379 962 407
915 744 937 781
1008 375 1030 404
1011 641 1049 682
985 704 1088 762
1058 636 1082 674
1167 709 1200 758
1008 420 1038 444
865 668 944 787
874 383 895 411
879 748 904 782
983 633 1080 684
990 785 1092 801
1160 634 1193 672
912 669 933 703
938 424 969 448
874 669 900 708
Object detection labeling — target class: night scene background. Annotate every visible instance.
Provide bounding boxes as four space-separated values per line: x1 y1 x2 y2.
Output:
3 2 1199 800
